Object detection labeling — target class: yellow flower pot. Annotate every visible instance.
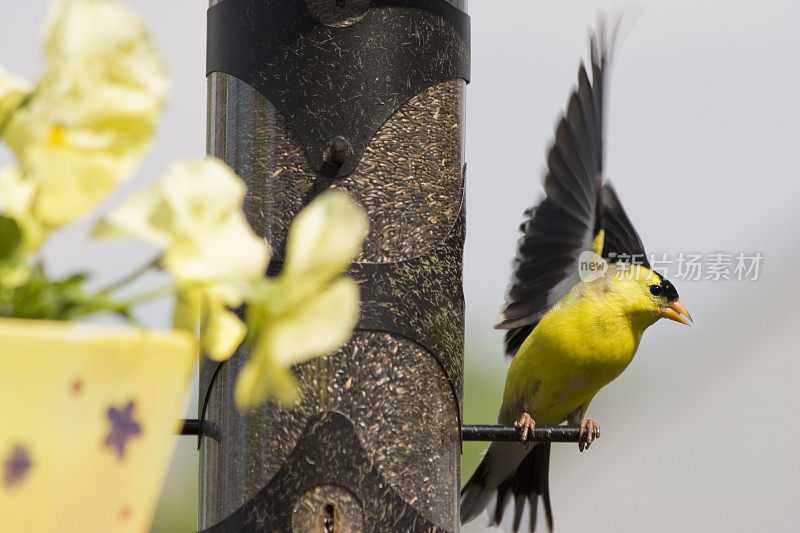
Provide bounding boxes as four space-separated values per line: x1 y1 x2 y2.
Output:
0 319 195 533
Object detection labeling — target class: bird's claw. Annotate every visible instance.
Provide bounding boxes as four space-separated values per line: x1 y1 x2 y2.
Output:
578 418 600 452
514 412 536 446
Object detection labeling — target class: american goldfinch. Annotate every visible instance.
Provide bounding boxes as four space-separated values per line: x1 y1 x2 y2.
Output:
460 26 692 532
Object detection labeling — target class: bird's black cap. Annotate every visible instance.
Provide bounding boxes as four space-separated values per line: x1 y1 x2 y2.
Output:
654 272 680 301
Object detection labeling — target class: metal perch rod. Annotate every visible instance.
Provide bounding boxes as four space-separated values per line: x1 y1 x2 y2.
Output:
460 424 581 442
178 419 582 442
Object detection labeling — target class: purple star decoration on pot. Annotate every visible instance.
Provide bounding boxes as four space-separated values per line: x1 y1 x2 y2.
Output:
2 445 32 487
104 400 142 459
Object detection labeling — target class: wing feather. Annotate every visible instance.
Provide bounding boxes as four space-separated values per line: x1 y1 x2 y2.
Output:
498 25 648 358
601 183 650 267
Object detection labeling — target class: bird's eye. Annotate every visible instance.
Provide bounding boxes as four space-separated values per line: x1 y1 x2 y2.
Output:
649 284 663 296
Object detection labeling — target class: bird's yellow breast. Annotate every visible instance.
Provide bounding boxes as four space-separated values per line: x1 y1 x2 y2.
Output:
501 274 657 426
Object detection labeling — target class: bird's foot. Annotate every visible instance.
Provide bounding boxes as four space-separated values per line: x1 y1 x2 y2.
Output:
578 418 600 452
514 412 536 445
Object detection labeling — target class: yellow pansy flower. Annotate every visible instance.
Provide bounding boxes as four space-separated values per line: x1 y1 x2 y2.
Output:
235 190 368 408
0 0 167 229
95 158 269 361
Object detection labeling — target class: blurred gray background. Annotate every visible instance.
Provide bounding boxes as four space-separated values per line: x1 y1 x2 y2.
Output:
2 1 798 531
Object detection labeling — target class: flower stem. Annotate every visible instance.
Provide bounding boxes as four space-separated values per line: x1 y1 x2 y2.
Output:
118 284 175 308
99 255 161 293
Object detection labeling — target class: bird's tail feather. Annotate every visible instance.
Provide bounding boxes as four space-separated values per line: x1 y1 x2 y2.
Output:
460 442 553 532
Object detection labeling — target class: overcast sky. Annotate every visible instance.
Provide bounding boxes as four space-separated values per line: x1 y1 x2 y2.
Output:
2 1 799 531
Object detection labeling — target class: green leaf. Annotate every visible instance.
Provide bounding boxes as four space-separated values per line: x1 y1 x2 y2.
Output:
0 215 22 260
0 265 133 321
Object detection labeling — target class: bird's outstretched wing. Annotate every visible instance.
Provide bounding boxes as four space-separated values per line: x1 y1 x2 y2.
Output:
497 26 648 358
600 182 649 267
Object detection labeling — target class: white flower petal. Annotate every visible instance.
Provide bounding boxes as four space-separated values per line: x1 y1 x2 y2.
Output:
95 157 269 285
202 302 246 362
0 67 31 127
91 177 172 248
282 190 368 289
164 213 267 285
234 355 299 408
266 276 359 366
234 276 360 408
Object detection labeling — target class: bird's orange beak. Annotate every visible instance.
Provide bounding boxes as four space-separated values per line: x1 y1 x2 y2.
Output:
661 300 693 326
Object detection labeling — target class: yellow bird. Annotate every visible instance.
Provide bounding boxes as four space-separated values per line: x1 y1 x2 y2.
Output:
460 26 692 532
